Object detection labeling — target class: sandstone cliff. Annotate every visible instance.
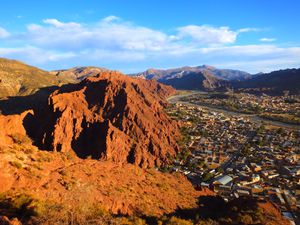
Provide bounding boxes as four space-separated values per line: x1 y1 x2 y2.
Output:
29 71 179 168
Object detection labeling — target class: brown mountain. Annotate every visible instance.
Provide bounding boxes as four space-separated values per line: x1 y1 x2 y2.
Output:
50 66 109 82
132 65 238 91
159 70 230 91
234 68 300 95
0 58 73 98
134 65 250 81
26 71 179 168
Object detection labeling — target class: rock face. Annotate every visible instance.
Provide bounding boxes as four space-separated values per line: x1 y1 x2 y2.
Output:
0 111 32 147
30 71 179 168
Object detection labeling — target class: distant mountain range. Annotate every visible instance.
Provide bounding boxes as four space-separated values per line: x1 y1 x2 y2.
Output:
133 65 251 81
132 65 250 91
0 58 299 99
133 65 300 95
233 68 300 95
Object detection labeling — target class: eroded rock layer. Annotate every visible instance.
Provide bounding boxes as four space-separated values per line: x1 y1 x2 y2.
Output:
30 71 179 168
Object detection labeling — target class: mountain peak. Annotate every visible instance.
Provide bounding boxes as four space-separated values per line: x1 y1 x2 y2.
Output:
51 66 110 82
197 64 216 70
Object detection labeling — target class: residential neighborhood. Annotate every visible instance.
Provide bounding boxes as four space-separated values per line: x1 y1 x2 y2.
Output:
167 94 300 225
183 92 300 125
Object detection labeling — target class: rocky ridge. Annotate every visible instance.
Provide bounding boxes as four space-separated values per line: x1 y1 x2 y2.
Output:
50 66 109 82
25 71 179 168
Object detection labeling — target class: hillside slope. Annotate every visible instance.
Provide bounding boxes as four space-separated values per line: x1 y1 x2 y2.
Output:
50 66 108 82
0 143 200 218
133 65 244 90
160 71 229 91
234 68 300 95
0 58 73 98
134 65 250 81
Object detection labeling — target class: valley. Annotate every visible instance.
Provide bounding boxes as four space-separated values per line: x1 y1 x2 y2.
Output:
169 91 300 129
166 91 300 224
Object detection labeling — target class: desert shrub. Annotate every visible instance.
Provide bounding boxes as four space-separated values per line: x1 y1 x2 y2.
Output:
34 203 116 225
31 163 43 171
9 161 23 169
164 216 193 225
114 216 147 225
253 207 264 221
0 194 45 219
10 133 32 145
36 152 52 162
237 213 253 224
196 219 218 225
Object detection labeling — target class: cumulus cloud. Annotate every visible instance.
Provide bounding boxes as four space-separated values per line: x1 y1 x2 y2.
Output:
177 45 300 73
0 27 10 38
0 46 76 64
260 37 276 42
177 25 237 45
176 25 258 45
0 16 299 73
24 16 171 52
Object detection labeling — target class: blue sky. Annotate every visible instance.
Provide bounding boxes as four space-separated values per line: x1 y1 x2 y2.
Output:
0 0 300 73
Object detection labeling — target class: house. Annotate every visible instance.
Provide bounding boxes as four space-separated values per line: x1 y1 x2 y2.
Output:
213 175 233 186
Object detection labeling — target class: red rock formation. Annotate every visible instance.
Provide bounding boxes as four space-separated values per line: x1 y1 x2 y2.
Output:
32 71 179 168
0 111 33 147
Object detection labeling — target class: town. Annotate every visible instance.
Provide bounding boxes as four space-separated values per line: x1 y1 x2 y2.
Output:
182 92 300 125
167 93 300 225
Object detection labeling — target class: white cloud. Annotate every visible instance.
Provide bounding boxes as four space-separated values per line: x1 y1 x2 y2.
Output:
24 17 171 52
238 28 260 33
199 45 295 56
0 46 76 64
177 25 238 45
0 16 299 73
176 25 259 45
43 18 81 28
101 15 120 23
260 37 276 42
0 27 10 38
178 45 300 73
